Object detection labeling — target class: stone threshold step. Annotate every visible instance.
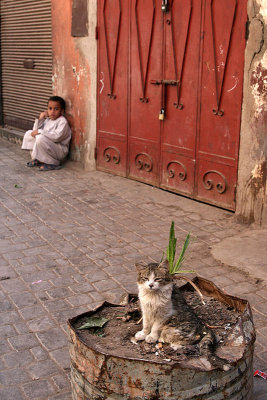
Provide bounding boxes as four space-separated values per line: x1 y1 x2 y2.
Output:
0 127 24 146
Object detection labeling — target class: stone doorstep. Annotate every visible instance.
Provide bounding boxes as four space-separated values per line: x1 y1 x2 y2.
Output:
0 127 24 145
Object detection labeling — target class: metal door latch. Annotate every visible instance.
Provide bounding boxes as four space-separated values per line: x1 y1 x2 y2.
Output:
161 0 169 13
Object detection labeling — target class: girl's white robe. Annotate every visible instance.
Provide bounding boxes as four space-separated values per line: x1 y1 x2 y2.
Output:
21 116 71 166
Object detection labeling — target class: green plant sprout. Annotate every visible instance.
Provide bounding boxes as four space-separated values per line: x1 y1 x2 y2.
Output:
164 221 205 305
166 221 194 275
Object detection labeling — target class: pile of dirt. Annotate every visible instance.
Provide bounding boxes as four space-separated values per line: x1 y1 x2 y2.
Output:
74 287 241 364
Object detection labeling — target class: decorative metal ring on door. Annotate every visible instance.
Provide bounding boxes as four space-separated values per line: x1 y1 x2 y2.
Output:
103 146 121 164
210 0 237 116
103 0 122 99
167 161 187 181
135 0 155 103
202 170 227 194
135 153 153 172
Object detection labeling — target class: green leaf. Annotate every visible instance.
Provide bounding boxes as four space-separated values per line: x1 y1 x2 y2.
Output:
77 317 109 330
166 221 177 273
172 233 191 274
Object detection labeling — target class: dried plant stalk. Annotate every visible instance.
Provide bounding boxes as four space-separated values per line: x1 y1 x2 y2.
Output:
173 274 205 305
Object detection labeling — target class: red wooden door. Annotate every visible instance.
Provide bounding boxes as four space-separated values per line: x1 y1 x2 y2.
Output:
196 0 247 210
128 1 162 186
97 0 128 176
97 0 247 211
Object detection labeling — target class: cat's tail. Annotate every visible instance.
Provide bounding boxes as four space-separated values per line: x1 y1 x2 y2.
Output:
199 330 230 371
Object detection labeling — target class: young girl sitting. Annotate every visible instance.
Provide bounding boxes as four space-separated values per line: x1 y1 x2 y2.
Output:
21 96 71 171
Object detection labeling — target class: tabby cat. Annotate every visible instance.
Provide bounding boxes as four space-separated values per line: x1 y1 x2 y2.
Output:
135 259 229 371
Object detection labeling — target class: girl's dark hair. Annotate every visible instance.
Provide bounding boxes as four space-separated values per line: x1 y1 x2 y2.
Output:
48 96 66 111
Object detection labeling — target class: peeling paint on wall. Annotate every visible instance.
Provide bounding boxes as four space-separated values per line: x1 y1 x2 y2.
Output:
236 0 267 225
250 52 267 119
257 0 267 23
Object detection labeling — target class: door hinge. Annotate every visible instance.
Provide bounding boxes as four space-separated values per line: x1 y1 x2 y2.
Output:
245 20 250 41
95 26 99 40
94 147 97 160
234 185 237 199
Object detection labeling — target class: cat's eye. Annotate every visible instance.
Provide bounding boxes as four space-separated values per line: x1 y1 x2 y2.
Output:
155 278 162 282
142 277 149 281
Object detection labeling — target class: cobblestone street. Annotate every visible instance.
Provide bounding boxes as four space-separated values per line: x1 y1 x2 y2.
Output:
0 137 266 399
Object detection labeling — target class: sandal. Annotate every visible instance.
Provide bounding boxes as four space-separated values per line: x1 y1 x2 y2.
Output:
38 163 62 171
27 159 42 167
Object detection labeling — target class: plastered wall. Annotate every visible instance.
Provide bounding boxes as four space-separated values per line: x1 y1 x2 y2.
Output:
236 0 267 225
51 0 97 169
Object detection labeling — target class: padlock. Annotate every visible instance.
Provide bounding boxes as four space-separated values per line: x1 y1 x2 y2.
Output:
159 108 165 120
161 0 168 13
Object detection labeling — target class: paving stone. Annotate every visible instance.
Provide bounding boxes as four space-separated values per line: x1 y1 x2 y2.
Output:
0 277 28 293
3 350 34 368
252 302 267 317
256 288 267 300
44 299 71 312
22 379 57 399
66 293 92 307
0 368 31 385
48 391 72 400
15 264 39 275
0 324 17 338
27 315 56 332
209 275 235 289
70 282 94 293
2 250 23 261
52 374 71 391
49 276 76 287
8 333 39 351
15 321 34 335
27 359 60 379
0 265 17 279
0 387 25 400
0 357 6 370
10 291 38 308
22 270 58 283
92 278 120 292
36 328 67 351
0 310 20 324
224 282 259 296
19 305 47 320
50 347 70 369
45 287 74 300
88 291 105 303
31 346 49 361
257 326 267 338
0 339 12 355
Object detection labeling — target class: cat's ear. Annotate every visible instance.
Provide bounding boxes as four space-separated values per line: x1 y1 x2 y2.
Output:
135 261 147 272
158 259 169 271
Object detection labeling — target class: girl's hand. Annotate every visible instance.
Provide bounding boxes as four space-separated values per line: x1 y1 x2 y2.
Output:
39 111 48 119
31 130 39 137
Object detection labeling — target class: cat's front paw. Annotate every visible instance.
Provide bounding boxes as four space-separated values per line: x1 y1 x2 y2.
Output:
135 330 146 341
145 334 158 343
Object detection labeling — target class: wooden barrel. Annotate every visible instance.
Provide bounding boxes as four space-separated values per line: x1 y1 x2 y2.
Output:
68 277 255 400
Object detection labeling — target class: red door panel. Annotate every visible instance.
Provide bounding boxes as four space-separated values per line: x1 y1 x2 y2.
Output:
128 0 162 186
161 151 195 195
196 0 247 209
97 0 128 176
197 159 237 209
160 0 202 196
